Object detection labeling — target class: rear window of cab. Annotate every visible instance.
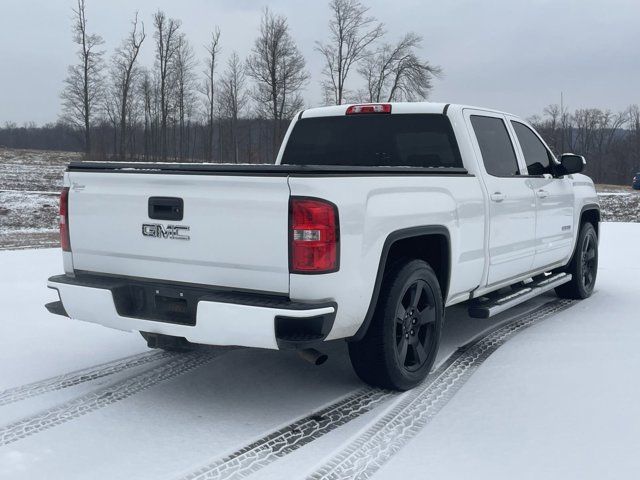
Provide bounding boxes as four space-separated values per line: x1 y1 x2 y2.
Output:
281 114 463 169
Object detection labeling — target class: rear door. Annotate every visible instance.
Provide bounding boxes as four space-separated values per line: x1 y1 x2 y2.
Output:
509 119 575 269
465 110 536 286
67 171 291 294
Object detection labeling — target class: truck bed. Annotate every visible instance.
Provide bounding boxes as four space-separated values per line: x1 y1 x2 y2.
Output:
67 161 469 176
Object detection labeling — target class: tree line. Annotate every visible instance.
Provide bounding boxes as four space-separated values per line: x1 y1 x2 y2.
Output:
4 99 638 184
11 0 439 164
530 104 640 184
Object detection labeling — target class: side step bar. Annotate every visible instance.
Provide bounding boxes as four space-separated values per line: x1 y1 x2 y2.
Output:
468 273 572 319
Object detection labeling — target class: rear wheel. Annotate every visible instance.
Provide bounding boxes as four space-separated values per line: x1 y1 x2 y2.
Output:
555 222 598 299
348 259 443 391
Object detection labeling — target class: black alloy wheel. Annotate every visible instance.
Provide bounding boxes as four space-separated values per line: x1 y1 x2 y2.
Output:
580 230 597 292
394 279 438 373
348 259 443 391
555 222 598 299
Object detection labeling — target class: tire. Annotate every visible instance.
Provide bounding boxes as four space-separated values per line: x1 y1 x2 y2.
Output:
348 259 443 391
555 222 598 299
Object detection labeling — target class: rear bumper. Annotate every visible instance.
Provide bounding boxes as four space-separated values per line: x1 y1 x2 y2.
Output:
47 274 336 350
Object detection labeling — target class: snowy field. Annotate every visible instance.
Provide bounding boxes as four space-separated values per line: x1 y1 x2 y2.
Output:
596 185 640 222
0 149 77 250
0 222 638 479
0 147 639 250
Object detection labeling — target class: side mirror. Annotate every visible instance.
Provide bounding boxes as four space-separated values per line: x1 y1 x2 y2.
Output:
558 153 585 175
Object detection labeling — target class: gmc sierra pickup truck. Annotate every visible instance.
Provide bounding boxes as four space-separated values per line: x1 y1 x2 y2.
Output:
47 102 600 390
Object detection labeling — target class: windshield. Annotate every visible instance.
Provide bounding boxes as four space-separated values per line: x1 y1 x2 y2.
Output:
281 114 463 168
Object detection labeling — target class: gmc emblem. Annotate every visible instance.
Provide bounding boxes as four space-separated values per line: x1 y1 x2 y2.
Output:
142 224 190 241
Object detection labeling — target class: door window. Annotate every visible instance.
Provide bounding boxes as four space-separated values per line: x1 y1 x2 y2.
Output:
470 116 520 177
511 121 554 175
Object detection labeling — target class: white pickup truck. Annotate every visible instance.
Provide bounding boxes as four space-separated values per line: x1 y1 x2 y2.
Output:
47 102 600 390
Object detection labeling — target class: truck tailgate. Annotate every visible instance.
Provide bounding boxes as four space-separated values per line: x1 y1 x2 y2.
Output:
67 171 291 294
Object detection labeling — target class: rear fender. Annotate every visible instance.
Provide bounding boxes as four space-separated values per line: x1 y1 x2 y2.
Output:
349 226 451 342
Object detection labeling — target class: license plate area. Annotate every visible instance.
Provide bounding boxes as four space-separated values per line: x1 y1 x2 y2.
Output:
112 284 197 326
153 287 193 324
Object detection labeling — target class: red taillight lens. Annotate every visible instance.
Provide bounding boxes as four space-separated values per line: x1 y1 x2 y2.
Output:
345 103 392 115
289 197 339 274
60 187 71 252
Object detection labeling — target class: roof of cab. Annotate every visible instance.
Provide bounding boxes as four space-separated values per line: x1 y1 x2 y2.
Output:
299 102 512 119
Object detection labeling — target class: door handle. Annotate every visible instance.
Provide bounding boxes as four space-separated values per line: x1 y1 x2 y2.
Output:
490 192 506 202
148 197 184 221
536 189 549 199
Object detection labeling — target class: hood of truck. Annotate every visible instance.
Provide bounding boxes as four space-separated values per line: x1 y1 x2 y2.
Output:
67 171 290 294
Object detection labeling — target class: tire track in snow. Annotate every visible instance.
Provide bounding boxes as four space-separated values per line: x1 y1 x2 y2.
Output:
0 350 224 447
176 300 575 480
306 299 576 480
178 388 395 480
0 350 172 407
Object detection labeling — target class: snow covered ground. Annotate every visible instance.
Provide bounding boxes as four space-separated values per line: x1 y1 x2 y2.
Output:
0 149 74 250
0 222 638 479
374 222 640 480
1 147 639 249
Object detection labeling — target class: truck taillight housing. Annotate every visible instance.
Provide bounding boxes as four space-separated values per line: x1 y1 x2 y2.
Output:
60 187 71 252
289 197 339 274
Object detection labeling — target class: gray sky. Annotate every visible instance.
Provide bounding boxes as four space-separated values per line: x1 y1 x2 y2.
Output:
1 0 639 125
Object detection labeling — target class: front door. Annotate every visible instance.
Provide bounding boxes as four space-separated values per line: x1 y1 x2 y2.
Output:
509 119 575 270
465 111 536 286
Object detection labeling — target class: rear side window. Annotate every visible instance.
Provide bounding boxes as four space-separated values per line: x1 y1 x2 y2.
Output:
281 114 463 168
511 121 553 175
470 115 520 177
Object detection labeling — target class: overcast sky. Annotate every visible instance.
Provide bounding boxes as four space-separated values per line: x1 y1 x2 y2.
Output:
1 0 639 125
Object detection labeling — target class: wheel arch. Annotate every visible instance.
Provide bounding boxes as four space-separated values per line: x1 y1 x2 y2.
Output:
561 203 600 271
580 204 600 237
349 226 451 342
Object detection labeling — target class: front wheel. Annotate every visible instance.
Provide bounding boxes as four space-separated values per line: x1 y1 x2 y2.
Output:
555 222 598 299
348 259 443 391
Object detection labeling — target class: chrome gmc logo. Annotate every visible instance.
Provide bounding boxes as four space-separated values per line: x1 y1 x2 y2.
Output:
142 224 190 241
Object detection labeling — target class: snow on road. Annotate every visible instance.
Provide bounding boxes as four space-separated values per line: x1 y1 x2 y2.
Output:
0 223 638 479
368 222 640 480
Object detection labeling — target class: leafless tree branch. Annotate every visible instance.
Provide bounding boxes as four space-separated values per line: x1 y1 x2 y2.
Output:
60 0 105 154
316 0 384 105
246 8 309 158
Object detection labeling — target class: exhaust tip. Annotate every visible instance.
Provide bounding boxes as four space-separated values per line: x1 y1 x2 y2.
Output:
314 353 328 366
298 348 328 366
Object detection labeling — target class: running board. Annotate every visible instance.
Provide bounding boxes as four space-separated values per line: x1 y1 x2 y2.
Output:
468 273 572 319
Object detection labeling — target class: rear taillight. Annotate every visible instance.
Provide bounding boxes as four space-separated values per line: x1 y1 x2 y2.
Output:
289 197 339 274
60 187 71 252
345 103 392 115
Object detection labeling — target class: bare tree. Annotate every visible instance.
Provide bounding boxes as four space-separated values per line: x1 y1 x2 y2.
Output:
573 109 605 158
153 10 181 159
138 68 157 160
109 12 145 159
358 33 441 102
60 0 105 154
246 8 309 157
627 105 640 171
103 84 121 154
219 52 248 163
316 0 383 105
172 34 197 160
201 28 221 161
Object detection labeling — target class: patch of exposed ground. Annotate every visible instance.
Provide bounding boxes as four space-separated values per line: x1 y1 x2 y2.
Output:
0 149 638 249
